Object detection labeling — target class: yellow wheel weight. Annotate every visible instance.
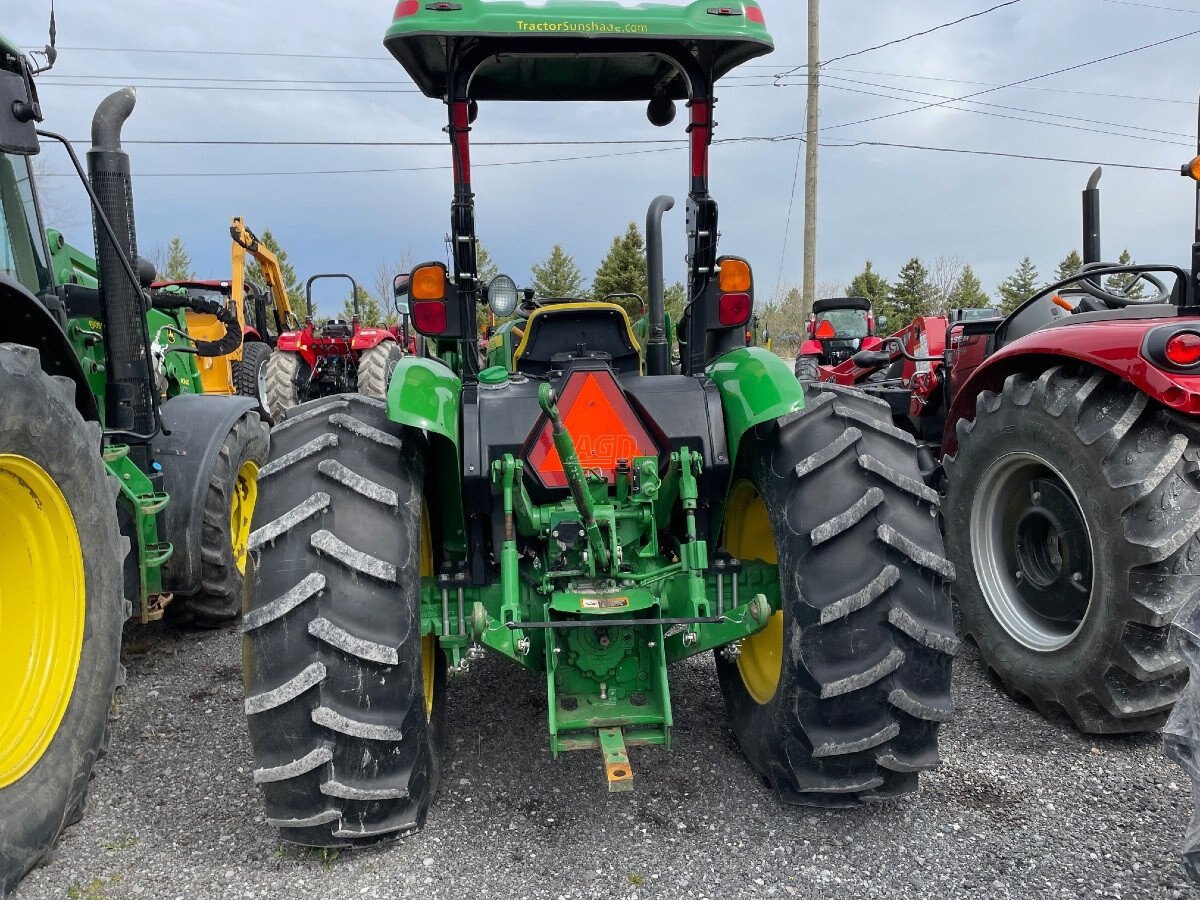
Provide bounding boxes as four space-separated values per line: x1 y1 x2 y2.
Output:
229 460 260 575
723 479 783 706
0 454 86 787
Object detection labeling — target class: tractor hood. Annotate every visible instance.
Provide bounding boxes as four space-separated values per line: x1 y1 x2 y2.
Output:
384 0 773 101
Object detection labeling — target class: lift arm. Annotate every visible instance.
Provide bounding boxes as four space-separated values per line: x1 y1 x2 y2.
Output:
230 216 299 337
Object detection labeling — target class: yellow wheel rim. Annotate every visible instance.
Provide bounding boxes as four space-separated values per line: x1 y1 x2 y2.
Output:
420 504 436 720
724 479 783 706
0 454 86 787
230 460 259 575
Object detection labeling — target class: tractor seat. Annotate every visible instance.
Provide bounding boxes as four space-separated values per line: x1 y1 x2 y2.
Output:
513 302 642 377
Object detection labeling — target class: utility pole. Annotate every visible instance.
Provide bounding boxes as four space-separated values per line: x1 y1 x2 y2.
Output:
802 0 820 318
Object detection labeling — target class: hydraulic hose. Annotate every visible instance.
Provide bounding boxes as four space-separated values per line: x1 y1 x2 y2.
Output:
149 290 242 357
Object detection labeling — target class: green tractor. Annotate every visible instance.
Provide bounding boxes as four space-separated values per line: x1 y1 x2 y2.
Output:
244 0 955 845
0 38 267 892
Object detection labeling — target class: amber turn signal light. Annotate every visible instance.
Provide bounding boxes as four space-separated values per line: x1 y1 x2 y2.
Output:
411 264 447 301
718 258 752 294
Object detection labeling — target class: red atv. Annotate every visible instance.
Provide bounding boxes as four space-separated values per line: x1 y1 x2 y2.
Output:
821 158 1200 736
793 296 880 381
265 274 409 418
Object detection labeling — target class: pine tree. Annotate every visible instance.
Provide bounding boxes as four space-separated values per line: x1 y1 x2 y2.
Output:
161 236 194 281
997 256 1040 314
664 281 687 331
246 228 306 318
530 244 586 298
883 257 937 329
847 261 890 310
341 286 384 326
1105 248 1146 299
1053 250 1083 288
948 265 990 308
592 223 649 316
475 240 500 287
767 284 807 353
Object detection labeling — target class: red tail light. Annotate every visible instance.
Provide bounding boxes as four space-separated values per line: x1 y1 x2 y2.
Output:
815 319 837 339
527 370 657 489
719 292 751 327
411 300 447 335
745 5 766 24
394 0 420 16
1166 332 1200 367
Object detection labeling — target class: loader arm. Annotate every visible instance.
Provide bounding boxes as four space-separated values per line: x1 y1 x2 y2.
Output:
230 216 298 338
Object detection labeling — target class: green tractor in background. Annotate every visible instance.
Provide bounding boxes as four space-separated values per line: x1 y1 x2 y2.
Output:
244 0 955 846
0 37 267 893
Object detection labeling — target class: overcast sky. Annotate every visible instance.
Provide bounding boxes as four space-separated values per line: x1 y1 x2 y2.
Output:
10 0 1200 311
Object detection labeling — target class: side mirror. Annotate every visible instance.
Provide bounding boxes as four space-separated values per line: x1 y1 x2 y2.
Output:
0 70 41 155
393 273 411 313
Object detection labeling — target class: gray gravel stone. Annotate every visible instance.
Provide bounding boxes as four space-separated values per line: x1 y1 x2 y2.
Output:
12 623 1200 900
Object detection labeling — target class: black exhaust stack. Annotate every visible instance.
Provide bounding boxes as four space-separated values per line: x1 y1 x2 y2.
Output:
88 88 154 439
645 195 675 376
1082 166 1102 266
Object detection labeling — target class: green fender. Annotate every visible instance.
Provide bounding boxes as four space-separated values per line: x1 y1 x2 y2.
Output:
387 356 468 555
387 356 462 446
706 347 805 472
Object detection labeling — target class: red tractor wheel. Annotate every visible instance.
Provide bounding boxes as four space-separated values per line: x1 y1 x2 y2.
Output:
945 366 1199 733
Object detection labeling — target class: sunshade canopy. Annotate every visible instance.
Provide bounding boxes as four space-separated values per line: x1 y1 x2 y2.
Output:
384 0 773 101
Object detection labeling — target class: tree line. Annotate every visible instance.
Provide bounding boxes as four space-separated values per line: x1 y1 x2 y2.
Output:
149 222 686 330
766 247 1148 350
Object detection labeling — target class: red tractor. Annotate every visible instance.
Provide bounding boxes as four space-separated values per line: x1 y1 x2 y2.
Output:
817 153 1200 736
794 296 881 381
265 273 409 418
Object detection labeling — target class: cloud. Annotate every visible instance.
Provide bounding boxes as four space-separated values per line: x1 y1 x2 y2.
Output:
11 0 1198 300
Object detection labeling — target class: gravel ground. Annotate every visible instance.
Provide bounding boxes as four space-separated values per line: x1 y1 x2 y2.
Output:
14 622 1200 900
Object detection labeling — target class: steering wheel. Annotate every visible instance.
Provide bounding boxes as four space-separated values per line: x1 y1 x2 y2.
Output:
1075 262 1171 309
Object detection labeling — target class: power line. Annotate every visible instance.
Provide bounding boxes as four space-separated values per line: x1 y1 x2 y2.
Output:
39 133 1180 178
33 65 1195 106
820 28 1200 132
826 138 1178 171
49 45 389 60
820 66 1196 105
775 141 804 290
819 77 1194 145
778 0 1024 77
39 80 421 94
1096 0 1200 12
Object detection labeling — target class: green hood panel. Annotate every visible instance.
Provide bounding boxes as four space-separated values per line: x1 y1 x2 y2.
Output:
384 0 772 101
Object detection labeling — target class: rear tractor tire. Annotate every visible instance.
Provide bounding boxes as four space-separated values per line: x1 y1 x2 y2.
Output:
0 344 126 894
794 354 821 384
944 366 1199 733
242 394 444 846
1165 599 1200 883
355 341 403 400
169 412 270 627
265 350 307 422
716 383 956 806
234 341 274 425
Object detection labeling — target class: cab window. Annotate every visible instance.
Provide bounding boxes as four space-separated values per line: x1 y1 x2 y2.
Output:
816 308 870 340
0 151 52 296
